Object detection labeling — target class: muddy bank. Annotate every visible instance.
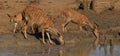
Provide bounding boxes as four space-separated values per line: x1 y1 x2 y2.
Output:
0 33 120 56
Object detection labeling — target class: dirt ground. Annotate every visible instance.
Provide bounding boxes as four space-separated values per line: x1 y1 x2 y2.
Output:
0 0 120 56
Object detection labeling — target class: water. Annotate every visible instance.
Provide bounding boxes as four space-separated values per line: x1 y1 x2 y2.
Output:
0 39 120 56
89 45 120 56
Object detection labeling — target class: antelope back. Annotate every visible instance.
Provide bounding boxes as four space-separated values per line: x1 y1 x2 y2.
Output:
63 9 89 23
23 6 44 21
22 6 54 28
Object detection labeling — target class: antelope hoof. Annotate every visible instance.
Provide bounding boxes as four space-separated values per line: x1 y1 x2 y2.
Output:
24 37 27 39
59 36 65 45
13 30 16 33
24 35 28 39
43 41 46 44
63 28 67 32
49 41 55 45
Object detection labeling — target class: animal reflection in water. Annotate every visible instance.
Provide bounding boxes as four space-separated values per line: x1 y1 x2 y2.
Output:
89 38 114 56
46 38 114 56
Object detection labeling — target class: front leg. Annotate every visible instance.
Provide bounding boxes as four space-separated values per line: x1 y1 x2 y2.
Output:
23 25 28 39
62 23 66 32
13 23 18 33
31 26 35 33
78 24 83 31
42 29 46 44
58 35 64 45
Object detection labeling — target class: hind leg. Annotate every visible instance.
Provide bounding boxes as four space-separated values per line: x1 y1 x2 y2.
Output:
46 32 55 45
77 22 84 31
62 18 71 32
46 27 64 45
49 27 65 45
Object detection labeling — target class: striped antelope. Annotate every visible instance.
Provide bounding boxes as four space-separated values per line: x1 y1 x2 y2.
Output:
22 6 64 45
61 9 99 38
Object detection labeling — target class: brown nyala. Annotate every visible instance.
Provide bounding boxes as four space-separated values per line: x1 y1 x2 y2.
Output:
22 6 64 45
61 9 99 38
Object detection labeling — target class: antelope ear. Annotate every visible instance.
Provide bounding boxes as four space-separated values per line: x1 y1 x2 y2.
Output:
14 15 16 17
7 14 11 18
